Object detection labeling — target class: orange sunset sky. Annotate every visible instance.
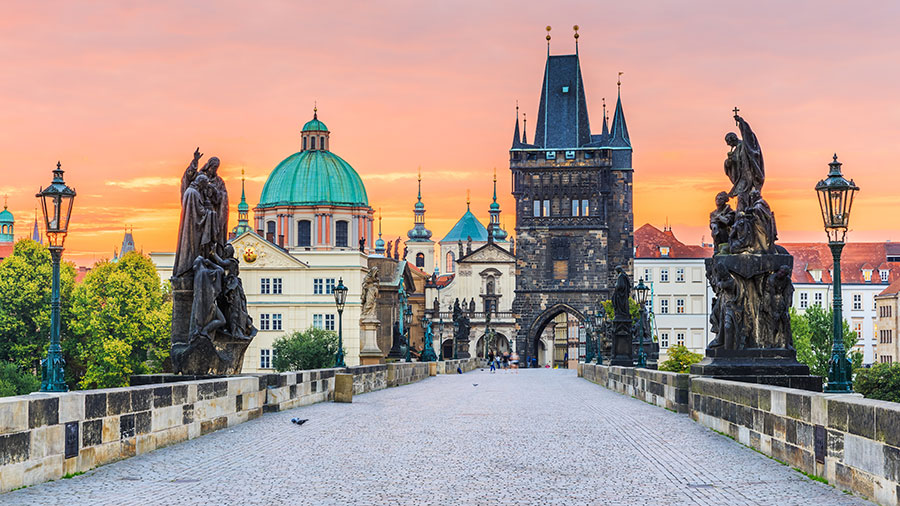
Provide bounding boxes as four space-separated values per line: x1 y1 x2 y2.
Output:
1 1 899 266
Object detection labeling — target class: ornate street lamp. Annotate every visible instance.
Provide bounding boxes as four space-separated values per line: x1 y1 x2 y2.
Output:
37 162 76 392
816 154 859 393
333 277 348 368
404 304 413 362
596 307 607 365
634 278 650 368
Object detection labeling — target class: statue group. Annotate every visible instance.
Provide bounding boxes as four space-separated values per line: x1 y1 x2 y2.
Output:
171 149 257 375
452 298 471 359
692 113 819 391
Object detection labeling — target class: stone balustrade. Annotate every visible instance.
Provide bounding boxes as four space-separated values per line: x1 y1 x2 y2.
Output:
0 358 477 493
580 362 900 505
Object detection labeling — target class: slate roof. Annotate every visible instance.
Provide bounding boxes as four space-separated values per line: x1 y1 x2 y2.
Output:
635 223 712 259
532 54 592 149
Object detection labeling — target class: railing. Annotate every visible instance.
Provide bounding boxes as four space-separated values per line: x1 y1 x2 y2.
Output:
426 310 515 321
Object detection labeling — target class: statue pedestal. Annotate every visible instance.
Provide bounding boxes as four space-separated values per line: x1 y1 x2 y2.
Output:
358 318 384 365
691 348 822 392
609 318 634 367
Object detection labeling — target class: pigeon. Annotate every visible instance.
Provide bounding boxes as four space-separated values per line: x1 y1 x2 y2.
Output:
457 367 463 374
472 384 478 387
291 418 308 425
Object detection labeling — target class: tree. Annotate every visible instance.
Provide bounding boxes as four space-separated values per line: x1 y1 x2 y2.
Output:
69 252 171 389
0 240 75 373
790 305 860 379
0 362 40 397
659 344 704 373
272 327 342 372
854 363 900 403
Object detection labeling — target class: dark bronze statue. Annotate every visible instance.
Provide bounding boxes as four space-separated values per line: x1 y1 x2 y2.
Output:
724 113 764 210
612 266 631 321
709 191 735 254
170 148 256 375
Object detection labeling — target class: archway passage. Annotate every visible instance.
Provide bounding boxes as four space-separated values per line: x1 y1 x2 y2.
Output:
525 304 585 369
474 333 510 359
441 339 454 360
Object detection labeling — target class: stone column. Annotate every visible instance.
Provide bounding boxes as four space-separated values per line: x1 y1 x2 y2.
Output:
358 317 384 365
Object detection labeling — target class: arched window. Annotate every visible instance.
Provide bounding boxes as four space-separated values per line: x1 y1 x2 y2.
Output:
446 251 455 273
302 137 307 150
335 220 348 248
297 220 311 247
320 136 325 150
415 252 425 268
310 136 316 150
266 221 276 242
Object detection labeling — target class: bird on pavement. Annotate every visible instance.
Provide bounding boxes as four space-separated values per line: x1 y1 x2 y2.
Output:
291 418 308 425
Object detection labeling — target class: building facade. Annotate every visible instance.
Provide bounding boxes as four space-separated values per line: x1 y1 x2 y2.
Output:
510 40 633 364
875 279 899 363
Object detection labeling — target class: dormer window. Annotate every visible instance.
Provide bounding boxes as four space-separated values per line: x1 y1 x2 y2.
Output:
809 269 822 282
660 246 670 257
880 270 890 283
863 269 873 282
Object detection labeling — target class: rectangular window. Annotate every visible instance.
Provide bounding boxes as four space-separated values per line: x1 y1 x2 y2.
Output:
272 278 282 295
881 270 890 283
325 314 335 331
259 349 271 369
676 268 685 282
852 320 862 339
659 299 669 314
313 314 323 329
545 151 556 160
660 247 670 257
533 200 541 217
572 200 579 217
259 313 271 331
565 150 576 159
676 333 685 346
335 221 348 248
297 220 311 247
863 270 873 282
853 294 862 311
260 278 271 295
325 278 335 295
582 200 589 217
272 313 282 331
814 293 823 307
660 269 669 283
676 299 685 314
543 200 550 217
660 332 669 348
314 278 324 295
643 268 652 283
799 292 808 309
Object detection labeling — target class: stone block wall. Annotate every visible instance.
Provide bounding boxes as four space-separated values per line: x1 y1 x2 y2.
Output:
0 360 472 493
691 378 900 505
582 363 689 413
437 358 479 375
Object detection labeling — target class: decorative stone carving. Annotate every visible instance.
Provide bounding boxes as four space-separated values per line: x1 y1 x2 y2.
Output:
361 267 379 320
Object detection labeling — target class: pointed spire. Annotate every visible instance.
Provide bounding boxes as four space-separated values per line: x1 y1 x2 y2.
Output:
573 25 579 52
546 25 551 54
601 97 609 137
313 101 317 119
408 167 432 242
2 194 6 209
492 168 498 203
375 208 386 255
610 73 631 148
32 207 41 243
522 113 528 144
466 189 471 210
512 101 522 148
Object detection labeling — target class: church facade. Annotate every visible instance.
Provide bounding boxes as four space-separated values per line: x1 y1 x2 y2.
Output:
509 40 634 366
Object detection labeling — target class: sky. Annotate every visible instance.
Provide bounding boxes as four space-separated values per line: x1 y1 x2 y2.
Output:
1 1 899 265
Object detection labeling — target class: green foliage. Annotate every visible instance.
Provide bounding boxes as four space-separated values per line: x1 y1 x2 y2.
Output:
790 305 858 378
69 252 171 389
0 240 75 373
600 298 640 321
0 362 40 397
659 344 704 373
272 327 341 372
854 363 900 403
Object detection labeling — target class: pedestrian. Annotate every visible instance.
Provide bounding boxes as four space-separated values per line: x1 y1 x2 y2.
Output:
511 352 519 374
495 354 501 372
489 354 496 373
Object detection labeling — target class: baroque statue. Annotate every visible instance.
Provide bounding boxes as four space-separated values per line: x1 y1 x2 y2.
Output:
170 148 256 375
360 267 379 320
694 112 819 391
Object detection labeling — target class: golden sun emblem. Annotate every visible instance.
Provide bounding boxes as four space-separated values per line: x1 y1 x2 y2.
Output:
242 246 258 263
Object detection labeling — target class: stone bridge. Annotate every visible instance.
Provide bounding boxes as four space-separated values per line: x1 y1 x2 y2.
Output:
2 359 893 505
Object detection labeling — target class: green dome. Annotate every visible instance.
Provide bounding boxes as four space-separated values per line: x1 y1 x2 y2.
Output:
302 118 328 132
258 150 368 208
0 208 12 224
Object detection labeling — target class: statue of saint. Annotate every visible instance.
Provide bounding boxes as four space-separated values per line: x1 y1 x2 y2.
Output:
200 156 228 247
612 266 631 321
724 114 765 210
210 244 256 341
181 148 202 195
763 265 794 349
360 267 379 320
748 190 777 253
173 173 215 278
709 191 735 254
189 255 226 342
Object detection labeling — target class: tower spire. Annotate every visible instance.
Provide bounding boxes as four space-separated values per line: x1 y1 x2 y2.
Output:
512 101 522 148
407 167 432 242
488 168 507 242
610 73 631 147
601 97 610 137
375 208 386 255
466 189 471 211
522 113 528 144
546 25 551 54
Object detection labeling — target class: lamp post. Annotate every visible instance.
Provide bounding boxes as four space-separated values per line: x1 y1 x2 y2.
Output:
634 278 650 368
596 307 607 365
333 277 348 367
37 162 76 392
816 154 859 393
404 304 413 362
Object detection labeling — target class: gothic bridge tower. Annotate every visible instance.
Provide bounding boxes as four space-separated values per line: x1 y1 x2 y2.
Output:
510 27 634 364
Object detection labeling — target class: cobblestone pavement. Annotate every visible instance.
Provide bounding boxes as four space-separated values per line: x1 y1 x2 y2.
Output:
7 369 871 506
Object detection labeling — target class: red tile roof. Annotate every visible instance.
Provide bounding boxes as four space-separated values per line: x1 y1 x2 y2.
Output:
780 242 898 285
879 278 900 297
433 274 454 288
635 224 713 259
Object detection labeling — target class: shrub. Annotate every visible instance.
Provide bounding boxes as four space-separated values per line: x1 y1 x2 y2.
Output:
854 363 900 403
659 344 704 373
0 362 40 397
272 327 342 372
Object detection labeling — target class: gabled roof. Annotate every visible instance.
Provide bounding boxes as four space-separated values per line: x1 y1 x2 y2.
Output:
432 274 454 288
458 242 515 264
878 278 900 297
635 223 712 259
231 230 308 268
780 242 899 285
440 208 488 243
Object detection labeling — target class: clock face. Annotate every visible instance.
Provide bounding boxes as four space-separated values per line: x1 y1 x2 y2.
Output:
242 246 258 263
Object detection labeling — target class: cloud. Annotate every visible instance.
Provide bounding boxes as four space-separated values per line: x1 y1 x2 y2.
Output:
365 171 476 182
105 176 177 190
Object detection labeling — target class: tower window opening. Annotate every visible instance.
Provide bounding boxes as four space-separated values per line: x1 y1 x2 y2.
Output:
297 220 311 247
446 251 455 273
303 137 307 150
416 252 425 268
311 136 316 150
335 220 348 248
